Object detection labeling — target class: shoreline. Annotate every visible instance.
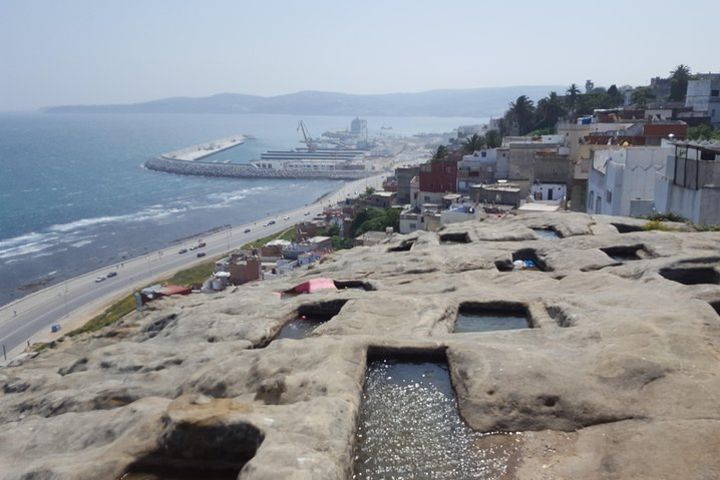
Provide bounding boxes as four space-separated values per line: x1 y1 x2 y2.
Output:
0 173 388 361
0 180 350 311
0 133 429 360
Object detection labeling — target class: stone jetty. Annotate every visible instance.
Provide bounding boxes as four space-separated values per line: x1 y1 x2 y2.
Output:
145 156 374 180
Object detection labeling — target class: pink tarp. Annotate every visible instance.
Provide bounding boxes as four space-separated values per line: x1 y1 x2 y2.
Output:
286 278 337 294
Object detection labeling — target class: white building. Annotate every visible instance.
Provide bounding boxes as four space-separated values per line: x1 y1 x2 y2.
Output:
458 149 498 191
530 182 566 202
587 144 672 217
685 74 720 126
441 204 479 225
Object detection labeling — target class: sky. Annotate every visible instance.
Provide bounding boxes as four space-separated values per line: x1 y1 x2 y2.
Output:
1 0 718 111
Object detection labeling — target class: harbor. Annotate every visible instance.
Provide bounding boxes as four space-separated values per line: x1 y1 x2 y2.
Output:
145 119 406 180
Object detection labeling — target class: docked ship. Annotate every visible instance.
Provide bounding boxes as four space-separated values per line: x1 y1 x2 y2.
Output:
251 120 373 173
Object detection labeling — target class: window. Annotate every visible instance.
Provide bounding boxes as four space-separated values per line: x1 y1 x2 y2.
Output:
606 191 613 203
481 151 487 158
711 89 719 97
409 223 416 229
588 191 594 210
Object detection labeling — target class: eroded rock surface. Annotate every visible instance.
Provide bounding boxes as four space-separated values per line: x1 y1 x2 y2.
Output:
2 212 720 479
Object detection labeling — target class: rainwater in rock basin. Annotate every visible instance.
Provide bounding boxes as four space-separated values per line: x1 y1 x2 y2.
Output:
454 310 530 333
274 300 347 340
454 303 531 333
352 357 518 479
121 470 236 480
274 316 321 340
532 228 561 239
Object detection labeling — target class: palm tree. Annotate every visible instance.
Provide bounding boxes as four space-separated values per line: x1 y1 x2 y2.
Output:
669 64 692 101
535 91 567 130
508 95 536 136
462 133 485 153
485 130 502 148
431 145 448 162
566 84 581 112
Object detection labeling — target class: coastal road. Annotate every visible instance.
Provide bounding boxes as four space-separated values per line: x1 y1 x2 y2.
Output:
0 173 387 360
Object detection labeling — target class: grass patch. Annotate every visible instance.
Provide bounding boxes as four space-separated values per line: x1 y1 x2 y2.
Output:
67 293 136 337
51 259 217 342
646 212 686 223
242 227 295 249
166 260 216 286
643 220 674 232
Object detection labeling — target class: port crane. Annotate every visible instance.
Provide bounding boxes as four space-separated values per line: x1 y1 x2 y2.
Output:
297 120 318 152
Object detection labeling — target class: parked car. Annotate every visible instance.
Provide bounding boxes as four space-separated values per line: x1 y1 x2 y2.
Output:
198 242 207 248
178 248 188 254
196 252 206 258
94 276 105 283
106 271 117 278
189 245 198 251
283 215 290 220
244 228 251 233
304 211 310 216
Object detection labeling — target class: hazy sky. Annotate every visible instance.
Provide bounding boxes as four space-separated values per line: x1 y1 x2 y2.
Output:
1 0 718 111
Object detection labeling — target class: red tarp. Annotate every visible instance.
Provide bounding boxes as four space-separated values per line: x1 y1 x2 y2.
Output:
286 278 337 294
157 284 192 296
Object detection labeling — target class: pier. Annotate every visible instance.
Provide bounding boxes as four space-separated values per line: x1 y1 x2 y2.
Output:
160 134 247 161
145 156 374 180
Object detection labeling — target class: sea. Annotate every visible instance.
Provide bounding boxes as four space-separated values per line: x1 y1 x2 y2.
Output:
0 112 485 306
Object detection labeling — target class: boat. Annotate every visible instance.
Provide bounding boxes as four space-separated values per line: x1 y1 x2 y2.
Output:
253 120 373 173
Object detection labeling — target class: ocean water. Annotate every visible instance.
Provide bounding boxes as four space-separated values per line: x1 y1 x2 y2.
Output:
0 113 484 305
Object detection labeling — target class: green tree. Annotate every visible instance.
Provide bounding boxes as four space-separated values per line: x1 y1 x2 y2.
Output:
431 145 449 162
364 186 375 196
606 84 623 106
566 83 581 112
688 124 720 140
507 95 536 136
669 64 692 101
485 129 502 148
462 133 486 153
535 91 567 131
331 236 354 250
631 87 655 109
352 207 401 236
325 224 340 236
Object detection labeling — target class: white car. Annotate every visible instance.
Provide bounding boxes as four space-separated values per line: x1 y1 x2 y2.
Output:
94 276 105 283
283 215 290 220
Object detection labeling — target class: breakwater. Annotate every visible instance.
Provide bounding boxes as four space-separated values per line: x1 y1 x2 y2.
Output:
161 134 247 161
145 156 374 180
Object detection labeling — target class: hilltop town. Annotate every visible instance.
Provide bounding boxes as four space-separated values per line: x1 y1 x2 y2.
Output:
194 67 720 292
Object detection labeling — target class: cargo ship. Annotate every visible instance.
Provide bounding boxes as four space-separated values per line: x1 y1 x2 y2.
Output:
252 120 372 173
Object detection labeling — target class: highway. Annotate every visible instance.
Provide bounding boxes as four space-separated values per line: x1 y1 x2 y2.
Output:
0 173 386 360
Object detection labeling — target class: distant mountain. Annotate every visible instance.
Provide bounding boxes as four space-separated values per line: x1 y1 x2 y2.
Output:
45 86 562 118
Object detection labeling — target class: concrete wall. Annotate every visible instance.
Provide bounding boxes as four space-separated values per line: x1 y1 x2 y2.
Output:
686 75 720 125
395 166 420 204
656 153 720 225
